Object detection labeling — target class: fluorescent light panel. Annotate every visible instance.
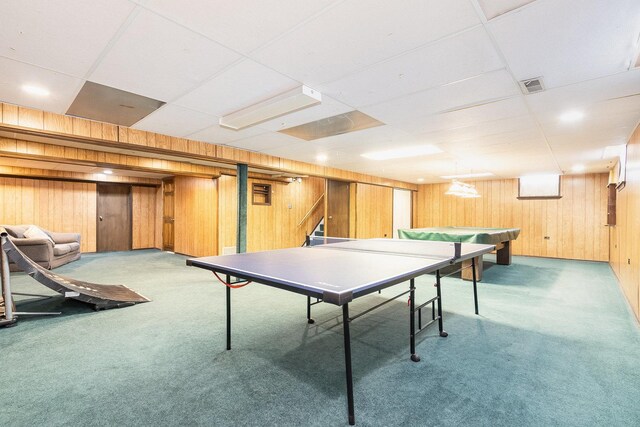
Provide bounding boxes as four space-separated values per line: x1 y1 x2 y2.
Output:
362 145 442 160
441 172 493 179
219 85 321 130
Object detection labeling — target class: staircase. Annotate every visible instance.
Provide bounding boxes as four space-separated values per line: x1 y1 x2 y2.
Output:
304 218 324 246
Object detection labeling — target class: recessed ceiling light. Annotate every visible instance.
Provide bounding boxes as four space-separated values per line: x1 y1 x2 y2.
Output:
571 164 585 172
440 172 493 179
361 145 442 161
417 178 424 182
103 169 113 174
559 110 584 123
316 154 328 162
22 84 50 97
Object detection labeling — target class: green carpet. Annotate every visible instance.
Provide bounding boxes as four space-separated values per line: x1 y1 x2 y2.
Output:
1 250 638 426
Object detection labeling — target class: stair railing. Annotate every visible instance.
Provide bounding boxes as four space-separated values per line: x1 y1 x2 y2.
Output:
297 193 324 228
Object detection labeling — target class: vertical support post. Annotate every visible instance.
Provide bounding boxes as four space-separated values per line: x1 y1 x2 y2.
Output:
471 257 479 315
409 279 420 362
342 304 355 425
236 163 248 254
436 270 448 338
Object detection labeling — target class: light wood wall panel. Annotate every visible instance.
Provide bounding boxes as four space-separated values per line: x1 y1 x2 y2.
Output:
218 175 325 253
173 175 217 257
610 125 640 321
415 174 609 261
217 175 238 253
354 183 393 239
132 186 161 249
247 176 325 252
0 177 97 252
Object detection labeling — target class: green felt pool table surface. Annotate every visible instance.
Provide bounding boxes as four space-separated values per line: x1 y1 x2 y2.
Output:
398 227 520 245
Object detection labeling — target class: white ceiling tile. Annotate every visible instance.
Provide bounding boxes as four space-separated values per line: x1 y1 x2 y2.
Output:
527 69 640 114
187 123 267 145
397 97 530 135
310 125 414 150
265 144 361 167
131 104 217 137
0 57 84 113
477 0 536 20
144 0 340 54
416 115 540 145
252 0 480 85
0 0 135 77
361 69 520 125
552 145 619 173
321 27 505 107
90 9 241 102
488 0 640 88
226 132 302 152
174 59 299 116
537 96 640 138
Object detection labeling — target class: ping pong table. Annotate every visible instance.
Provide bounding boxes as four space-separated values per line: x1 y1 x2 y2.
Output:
187 237 495 425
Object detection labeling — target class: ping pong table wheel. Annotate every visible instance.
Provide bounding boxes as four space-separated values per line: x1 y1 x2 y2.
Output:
307 318 315 324
440 331 448 337
410 354 421 362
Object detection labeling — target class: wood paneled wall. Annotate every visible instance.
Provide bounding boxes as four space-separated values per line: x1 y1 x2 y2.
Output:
218 175 325 253
353 183 393 239
217 175 237 253
173 175 217 257
0 177 97 252
415 174 609 261
132 186 161 250
0 176 161 253
609 125 640 321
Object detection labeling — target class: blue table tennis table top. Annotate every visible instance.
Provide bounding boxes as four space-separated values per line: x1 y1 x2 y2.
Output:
187 238 495 305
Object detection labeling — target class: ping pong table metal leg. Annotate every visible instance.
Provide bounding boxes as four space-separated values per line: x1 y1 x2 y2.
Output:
342 303 356 425
471 257 479 315
409 279 420 362
306 296 315 324
435 270 448 338
226 276 231 350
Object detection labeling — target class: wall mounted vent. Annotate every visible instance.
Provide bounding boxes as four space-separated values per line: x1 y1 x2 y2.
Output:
519 77 545 94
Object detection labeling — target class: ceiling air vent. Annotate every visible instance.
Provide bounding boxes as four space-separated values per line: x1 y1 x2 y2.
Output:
519 77 545 95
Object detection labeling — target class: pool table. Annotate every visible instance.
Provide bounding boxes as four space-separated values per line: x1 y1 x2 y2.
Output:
398 227 520 281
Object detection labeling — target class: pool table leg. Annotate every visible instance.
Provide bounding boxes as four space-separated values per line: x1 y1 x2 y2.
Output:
462 256 483 282
496 240 512 265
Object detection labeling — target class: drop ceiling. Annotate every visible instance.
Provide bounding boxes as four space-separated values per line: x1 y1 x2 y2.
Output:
1 0 639 184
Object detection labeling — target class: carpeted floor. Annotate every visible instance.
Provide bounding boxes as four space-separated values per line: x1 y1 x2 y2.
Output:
1 250 639 426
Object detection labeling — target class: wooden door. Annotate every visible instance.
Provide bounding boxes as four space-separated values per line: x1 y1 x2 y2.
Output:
326 180 350 238
162 178 175 251
97 184 132 252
